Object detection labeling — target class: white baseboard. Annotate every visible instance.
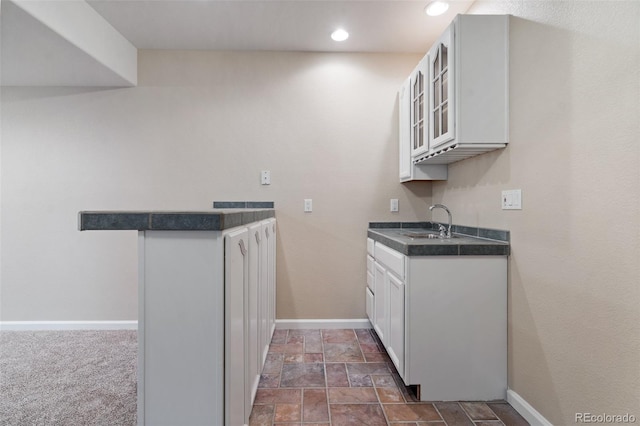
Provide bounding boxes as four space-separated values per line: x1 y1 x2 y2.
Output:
0 321 138 331
276 318 372 330
507 389 552 426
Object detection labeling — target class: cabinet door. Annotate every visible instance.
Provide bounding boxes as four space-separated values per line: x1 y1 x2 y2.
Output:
247 223 262 408
268 220 276 337
410 56 429 157
259 222 270 367
365 287 374 325
373 261 387 345
224 228 249 426
398 77 412 181
387 272 405 379
429 25 455 148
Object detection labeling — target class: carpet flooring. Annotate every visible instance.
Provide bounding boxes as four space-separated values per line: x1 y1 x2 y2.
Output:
0 330 137 426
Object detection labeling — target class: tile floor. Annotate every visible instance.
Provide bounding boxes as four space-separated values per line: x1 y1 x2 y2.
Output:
249 328 529 426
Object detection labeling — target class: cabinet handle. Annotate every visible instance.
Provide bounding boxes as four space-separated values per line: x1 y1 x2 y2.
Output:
238 239 247 256
255 231 260 244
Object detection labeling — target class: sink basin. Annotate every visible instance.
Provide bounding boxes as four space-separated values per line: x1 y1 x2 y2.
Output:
401 231 438 238
401 230 459 240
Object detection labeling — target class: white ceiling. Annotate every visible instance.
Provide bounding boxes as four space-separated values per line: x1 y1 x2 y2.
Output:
1 0 475 86
86 0 474 53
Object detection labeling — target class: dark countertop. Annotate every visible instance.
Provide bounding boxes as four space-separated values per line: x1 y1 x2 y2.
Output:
79 209 275 231
368 222 510 256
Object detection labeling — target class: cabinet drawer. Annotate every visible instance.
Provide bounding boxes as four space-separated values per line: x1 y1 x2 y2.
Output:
367 238 375 256
365 287 374 324
367 255 374 273
366 270 374 292
374 243 405 279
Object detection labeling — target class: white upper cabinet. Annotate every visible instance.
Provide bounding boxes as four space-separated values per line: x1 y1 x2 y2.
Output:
399 70 448 182
399 14 509 176
429 25 455 149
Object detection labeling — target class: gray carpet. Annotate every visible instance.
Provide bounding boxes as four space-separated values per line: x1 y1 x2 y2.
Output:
0 330 137 426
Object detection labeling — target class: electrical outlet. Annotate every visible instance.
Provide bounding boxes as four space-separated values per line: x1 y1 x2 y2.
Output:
304 199 312 212
261 170 271 185
390 199 399 212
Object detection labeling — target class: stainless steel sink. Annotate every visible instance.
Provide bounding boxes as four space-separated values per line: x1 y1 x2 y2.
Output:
401 230 459 240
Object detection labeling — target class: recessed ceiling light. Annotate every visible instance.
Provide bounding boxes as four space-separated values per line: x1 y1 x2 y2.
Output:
331 29 349 42
425 1 449 16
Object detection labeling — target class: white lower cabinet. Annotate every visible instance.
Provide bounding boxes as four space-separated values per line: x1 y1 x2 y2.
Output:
370 241 406 376
137 218 276 426
229 218 276 426
367 238 507 401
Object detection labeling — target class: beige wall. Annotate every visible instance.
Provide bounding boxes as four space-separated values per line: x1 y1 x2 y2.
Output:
0 51 428 321
2 2 639 423
434 1 639 424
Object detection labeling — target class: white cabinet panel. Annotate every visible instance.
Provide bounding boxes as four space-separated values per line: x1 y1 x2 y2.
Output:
224 228 249 426
387 272 405 378
247 223 262 412
404 256 507 401
365 287 374 325
373 261 387 345
138 231 224 426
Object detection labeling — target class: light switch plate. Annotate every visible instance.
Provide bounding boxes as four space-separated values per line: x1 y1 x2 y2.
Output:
502 189 522 210
390 199 399 212
304 199 312 212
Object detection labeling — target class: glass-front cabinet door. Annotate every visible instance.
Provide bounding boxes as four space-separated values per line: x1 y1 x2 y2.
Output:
429 26 454 148
410 55 429 157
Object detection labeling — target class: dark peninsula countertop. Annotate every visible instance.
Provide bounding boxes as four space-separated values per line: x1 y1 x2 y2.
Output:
79 208 275 231
368 222 510 256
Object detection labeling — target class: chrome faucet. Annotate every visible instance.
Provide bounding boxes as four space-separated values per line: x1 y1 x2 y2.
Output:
429 204 452 238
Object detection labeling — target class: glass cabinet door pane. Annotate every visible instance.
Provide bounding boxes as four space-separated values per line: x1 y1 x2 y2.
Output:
441 44 448 73
413 127 418 149
419 94 424 118
433 109 440 138
418 71 423 93
442 103 448 134
418 122 424 147
442 70 448 102
433 50 440 77
433 78 440 106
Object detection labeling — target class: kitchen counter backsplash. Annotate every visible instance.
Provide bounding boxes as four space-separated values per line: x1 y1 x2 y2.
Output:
368 221 509 242
213 201 274 209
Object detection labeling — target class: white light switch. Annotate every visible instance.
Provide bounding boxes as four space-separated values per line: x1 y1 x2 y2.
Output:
261 170 271 185
304 199 312 212
390 199 399 212
502 189 522 210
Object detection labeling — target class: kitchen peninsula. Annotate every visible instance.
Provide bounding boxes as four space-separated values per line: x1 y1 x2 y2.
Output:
79 205 276 426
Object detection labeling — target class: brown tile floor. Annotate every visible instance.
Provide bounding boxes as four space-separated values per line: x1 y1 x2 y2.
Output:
249 328 529 426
